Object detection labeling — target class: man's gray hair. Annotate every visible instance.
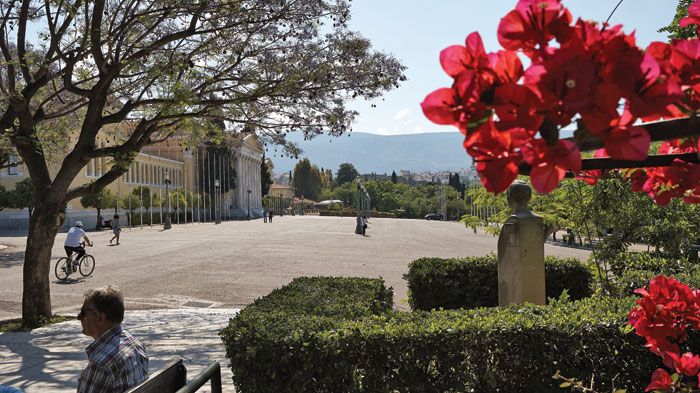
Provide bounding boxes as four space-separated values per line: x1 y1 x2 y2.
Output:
84 285 124 323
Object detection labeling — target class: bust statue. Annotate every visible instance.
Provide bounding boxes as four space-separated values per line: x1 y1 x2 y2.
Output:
497 180 545 305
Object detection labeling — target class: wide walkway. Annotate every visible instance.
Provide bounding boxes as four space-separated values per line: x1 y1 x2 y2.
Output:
0 216 591 319
0 216 592 392
0 308 237 392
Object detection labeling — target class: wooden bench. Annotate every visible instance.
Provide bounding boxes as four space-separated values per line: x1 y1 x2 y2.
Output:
126 357 222 393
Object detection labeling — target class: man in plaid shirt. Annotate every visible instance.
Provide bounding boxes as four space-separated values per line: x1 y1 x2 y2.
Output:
77 286 148 393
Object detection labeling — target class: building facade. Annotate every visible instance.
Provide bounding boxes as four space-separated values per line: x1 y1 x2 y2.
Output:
0 134 265 230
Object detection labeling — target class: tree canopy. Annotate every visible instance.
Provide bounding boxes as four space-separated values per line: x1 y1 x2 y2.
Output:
336 163 359 186
0 0 405 325
292 158 322 201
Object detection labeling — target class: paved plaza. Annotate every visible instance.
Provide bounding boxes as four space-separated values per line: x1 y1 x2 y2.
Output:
0 216 592 392
0 216 592 319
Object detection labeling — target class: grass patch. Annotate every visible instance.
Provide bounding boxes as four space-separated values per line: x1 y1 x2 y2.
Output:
0 315 74 333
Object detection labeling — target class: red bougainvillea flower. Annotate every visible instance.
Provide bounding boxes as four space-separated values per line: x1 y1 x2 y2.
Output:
629 275 699 361
524 45 596 127
626 168 648 192
576 148 607 185
421 88 461 126
487 50 524 85
463 119 524 193
591 109 651 161
670 38 700 113
440 32 490 78
644 368 672 392
492 83 543 131
680 0 700 35
497 0 572 58
628 53 684 118
669 352 700 377
521 139 581 193
641 139 700 205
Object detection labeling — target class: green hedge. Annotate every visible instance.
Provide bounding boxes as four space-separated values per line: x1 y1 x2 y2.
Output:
221 278 700 393
608 251 695 276
221 276 393 392
614 269 700 296
404 255 592 311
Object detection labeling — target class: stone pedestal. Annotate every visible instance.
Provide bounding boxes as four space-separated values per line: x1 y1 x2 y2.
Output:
497 180 545 306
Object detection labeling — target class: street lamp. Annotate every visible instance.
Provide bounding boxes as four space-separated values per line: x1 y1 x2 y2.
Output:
164 173 172 230
247 189 251 220
214 179 221 224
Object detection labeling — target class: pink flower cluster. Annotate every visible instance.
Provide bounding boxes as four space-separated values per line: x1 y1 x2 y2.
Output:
422 0 700 201
628 276 700 391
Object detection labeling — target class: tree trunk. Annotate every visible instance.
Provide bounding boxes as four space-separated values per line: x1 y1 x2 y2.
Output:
96 208 102 230
22 201 62 326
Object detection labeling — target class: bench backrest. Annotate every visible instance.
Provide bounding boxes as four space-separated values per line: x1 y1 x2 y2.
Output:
126 357 186 393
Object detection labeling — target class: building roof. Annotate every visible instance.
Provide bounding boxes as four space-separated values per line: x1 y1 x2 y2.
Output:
270 183 294 190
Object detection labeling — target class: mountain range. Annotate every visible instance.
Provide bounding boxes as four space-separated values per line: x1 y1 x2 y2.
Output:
267 132 473 174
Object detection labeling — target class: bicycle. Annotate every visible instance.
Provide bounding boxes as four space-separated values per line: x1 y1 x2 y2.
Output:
55 242 95 280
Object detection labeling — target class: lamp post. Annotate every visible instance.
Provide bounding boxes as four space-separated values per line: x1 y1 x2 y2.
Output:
214 179 221 224
164 174 172 230
247 189 251 220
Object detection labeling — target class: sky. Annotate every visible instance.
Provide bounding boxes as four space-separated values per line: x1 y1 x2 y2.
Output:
346 0 679 136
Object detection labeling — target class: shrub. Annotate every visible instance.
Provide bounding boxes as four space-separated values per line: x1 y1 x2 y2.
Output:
221 281 699 393
404 255 592 311
607 251 695 276
220 276 393 392
614 268 700 296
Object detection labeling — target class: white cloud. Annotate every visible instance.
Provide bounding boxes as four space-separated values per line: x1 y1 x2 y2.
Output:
393 108 413 121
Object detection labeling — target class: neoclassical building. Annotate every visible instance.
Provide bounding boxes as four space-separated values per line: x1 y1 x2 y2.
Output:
0 132 266 229
231 134 265 218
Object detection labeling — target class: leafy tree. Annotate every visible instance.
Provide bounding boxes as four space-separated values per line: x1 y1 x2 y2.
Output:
131 186 156 210
659 0 697 39
336 163 359 186
80 188 117 229
391 171 398 184
292 159 322 201
1 0 404 325
119 194 140 225
320 168 334 189
0 139 19 170
2 179 36 221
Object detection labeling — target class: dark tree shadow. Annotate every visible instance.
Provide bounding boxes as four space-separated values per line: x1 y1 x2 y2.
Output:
0 251 24 269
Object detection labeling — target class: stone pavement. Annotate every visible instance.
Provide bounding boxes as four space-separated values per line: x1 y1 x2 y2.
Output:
0 308 239 392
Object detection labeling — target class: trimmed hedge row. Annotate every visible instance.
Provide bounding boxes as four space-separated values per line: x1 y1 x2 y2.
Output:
221 277 700 393
221 276 393 392
404 255 592 311
608 251 696 276
615 268 700 296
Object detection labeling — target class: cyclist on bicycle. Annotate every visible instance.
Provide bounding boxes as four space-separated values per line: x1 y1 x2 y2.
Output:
64 221 93 265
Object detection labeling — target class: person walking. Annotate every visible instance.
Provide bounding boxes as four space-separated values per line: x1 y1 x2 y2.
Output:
361 215 368 236
263 209 268 223
109 215 121 245
355 216 363 235
268 209 273 223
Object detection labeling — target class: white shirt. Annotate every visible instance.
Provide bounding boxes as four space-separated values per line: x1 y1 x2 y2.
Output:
65 227 86 247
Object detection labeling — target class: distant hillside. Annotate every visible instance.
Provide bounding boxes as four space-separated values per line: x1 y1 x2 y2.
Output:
267 132 472 174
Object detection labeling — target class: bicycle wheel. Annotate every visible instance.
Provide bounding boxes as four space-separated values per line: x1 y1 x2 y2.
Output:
55 257 70 280
79 255 95 277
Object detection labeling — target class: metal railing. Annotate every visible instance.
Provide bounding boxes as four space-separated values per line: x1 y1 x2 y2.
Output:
175 361 222 393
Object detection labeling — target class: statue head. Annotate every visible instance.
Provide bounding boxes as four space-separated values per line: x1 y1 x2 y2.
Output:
506 180 532 212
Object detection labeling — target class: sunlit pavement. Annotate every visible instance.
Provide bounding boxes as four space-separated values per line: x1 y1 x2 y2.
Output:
0 216 593 392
